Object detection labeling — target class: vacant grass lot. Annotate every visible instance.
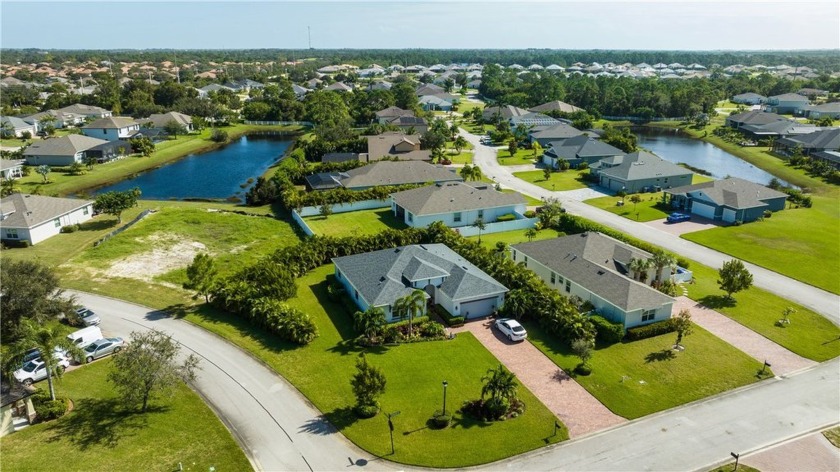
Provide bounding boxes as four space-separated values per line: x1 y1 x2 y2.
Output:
526 322 767 419
15 124 303 197
513 168 590 191
683 258 840 362
469 228 565 249
444 150 473 164
497 148 541 166
183 265 566 467
586 192 671 222
0 358 250 472
303 207 406 237
683 195 840 294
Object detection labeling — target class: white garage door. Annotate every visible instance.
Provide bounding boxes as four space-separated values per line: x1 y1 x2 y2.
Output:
459 297 499 319
691 201 717 220
722 208 737 223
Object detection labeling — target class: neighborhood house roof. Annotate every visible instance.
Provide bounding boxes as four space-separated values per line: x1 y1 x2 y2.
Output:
339 161 462 189
22 135 110 156
511 233 674 312
727 110 788 127
767 93 810 103
530 122 586 141
375 106 415 118
529 100 583 114
546 135 623 160
0 193 93 230
365 133 430 161
0 159 24 171
332 244 507 309
666 177 788 210
83 116 138 129
55 103 110 116
142 112 192 128
391 182 525 216
595 151 692 181
777 128 840 150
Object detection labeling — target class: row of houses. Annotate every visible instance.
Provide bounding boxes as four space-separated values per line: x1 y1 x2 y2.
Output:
732 91 840 119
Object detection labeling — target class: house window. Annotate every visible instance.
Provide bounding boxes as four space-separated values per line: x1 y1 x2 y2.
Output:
103 129 106 135
454 212 462 223
565 280 571 293
336 270 341 279
83 206 89 215
641 310 656 322
477 209 484 218
54 218 61 228
354 290 359 301
523 256 528 264
511 251 516 261
550 273 556 284
407 212 413 222
5 228 18 239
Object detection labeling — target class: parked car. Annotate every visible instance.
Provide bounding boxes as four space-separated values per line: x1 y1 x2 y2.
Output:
494 318 528 342
66 326 103 349
667 212 691 223
83 337 125 363
75 307 101 326
14 357 70 386
21 347 67 366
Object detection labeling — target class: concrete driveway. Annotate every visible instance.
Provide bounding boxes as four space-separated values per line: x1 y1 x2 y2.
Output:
645 215 727 236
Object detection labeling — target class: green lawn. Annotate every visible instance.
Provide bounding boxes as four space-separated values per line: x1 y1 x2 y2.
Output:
501 189 543 206
444 150 473 164
303 207 406 237
527 322 768 419
469 227 565 250
456 101 485 115
182 265 567 467
709 463 760 472
823 426 840 448
15 124 303 198
585 192 671 222
683 195 840 294
683 257 840 362
0 358 250 472
497 148 541 166
513 168 590 191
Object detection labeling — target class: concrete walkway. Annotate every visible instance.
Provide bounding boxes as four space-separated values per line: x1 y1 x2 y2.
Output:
454 318 627 437
673 296 817 376
743 432 840 472
561 187 612 201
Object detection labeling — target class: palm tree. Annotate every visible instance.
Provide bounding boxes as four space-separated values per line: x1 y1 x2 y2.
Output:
650 250 676 285
459 164 474 181
354 307 386 343
472 217 487 243
1 177 18 196
453 135 468 155
481 364 518 402
628 257 651 282
395 289 426 337
470 165 482 181
6 321 82 400
524 228 537 242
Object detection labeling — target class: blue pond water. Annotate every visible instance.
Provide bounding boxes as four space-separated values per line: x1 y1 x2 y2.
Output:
634 127 789 186
96 134 292 201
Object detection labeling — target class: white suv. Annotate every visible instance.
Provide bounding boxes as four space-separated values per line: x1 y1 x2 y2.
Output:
14 356 70 386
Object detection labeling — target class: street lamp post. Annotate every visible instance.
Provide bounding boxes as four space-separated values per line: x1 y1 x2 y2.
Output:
442 380 448 416
386 410 400 455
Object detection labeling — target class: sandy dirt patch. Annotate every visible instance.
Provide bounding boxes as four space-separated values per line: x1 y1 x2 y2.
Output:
106 234 206 282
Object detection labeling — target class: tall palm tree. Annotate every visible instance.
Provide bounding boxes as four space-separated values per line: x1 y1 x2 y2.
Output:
650 250 676 285
459 164 474 181
354 307 386 343
481 364 518 401
6 321 82 400
395 289 426 337
470 165 482 181
472 217 487 243
524 228 537 242
628 257 651 282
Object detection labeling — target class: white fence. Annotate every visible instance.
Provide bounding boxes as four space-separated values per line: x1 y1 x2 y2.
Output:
244 120 313 126
673 266 694 283
453 214 538 237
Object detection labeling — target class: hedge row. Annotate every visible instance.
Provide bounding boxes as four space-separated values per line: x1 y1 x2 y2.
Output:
625 319 675 341
433 305 465 327
589 315 624 344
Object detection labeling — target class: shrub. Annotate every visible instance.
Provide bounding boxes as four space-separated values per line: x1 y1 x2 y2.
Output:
210 129 229 143
675 257 691 270
763 210 772 218
326 282 345 301
523 210 536 218
434 305 464 327
589 315 624 344
495 213 516 222
431 412 451 429
484 397 510 420
625 319 675 341
354 403 379 418
60 224 80 233
574 364 592 376
419 320 446 338
32 391 69 421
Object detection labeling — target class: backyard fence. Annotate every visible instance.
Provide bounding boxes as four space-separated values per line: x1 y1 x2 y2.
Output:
244 120 314 127
291 199 391 236
93 209 155 247
453 213 538 237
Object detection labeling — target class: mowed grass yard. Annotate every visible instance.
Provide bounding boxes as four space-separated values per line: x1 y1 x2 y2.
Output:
683 195 840 294
303 207 406 237
526 322 768 419
183 265 567 467
469 227 565 249
584 174 714 222
514 168 590 191
0 358 250 472
497 148 542 166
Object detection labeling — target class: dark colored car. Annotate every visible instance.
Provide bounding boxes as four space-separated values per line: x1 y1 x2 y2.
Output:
667 212 691 223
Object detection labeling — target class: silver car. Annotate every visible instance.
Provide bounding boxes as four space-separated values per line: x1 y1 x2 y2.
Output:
14 357 70 386
83 337 125 363
76 307 101 326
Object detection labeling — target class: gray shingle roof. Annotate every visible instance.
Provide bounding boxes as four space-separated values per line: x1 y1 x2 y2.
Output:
142 112 192 128
777 128 840 150
391 182 524 216
726 110 788 127
0 193 92 229
340 161 462 189
768 93 809 103
83 116 138 129
22 135 110 156
512 232 674 312
665 177 788 210
531 122 585 140
375 106 415 118
55 103 110 116
529 101 583 114
546 135 623 160
332 244 507 309
596 151 692 181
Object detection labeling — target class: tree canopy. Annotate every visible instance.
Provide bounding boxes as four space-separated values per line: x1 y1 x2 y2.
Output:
93 187 141 223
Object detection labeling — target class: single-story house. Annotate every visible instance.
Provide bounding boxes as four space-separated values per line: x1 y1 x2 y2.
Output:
197 83 236 98
0 159 24 179
22 135 115 166
21 111 68 131
774 128 840 155
740 120 817 139
529 100 583 114
0 193 94 245
763 93 810 114
363 133 431 162
797 88 829 99
1 382 36 437
510 232 675 328
542 135 624 169
419 94 455 112
333 244 508 321
509 112 558 128
810 150 840 169
54 103 112 119
482 105 530 123
529 122 586 147
592 151 693 193
81 117 141 142
325 82 353 93
0 116 36 138
391 181 526 229
731 92 766 105
726 110 788 130
375 106 415 125
383 116 429 134
139 112 193 132
665 177 788 223
802 102 840 120
305 161 462 191
415 83 445 97
292 84 311 99
224 79 264 92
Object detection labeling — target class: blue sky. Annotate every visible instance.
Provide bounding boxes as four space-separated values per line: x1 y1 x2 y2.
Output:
1 1 838 50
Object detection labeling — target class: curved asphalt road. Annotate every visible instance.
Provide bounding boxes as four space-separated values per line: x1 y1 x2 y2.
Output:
462 129 840 324
70 290 840 472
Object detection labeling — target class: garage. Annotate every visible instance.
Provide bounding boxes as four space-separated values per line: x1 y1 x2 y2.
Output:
691 201 718 220
722 208 737 223
459 296 500 319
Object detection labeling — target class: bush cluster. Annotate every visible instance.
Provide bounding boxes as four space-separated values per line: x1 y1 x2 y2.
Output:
495 213 516 222
625 319 675 341
32 391 69 422
460 397 525 422
434 305 465 327
589 315 624 344
59 224 80 233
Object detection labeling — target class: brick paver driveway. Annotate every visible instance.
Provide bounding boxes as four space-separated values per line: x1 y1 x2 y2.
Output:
744 432 840 472
673 296 816 376
455 318 626 437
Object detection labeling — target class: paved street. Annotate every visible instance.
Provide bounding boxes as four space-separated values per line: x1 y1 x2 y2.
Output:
462 128 840 324
70 290 840 472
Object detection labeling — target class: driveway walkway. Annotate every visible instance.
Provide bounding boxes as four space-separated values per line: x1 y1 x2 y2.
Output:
453 318 626 437
743 432 840 472
673 296 816 376
561 187 612 201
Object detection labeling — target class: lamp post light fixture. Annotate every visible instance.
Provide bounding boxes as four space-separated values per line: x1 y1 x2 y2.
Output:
386 410 401 455
442 380 448 416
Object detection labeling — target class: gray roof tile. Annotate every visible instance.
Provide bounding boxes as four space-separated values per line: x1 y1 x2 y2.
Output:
391 182 524 216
